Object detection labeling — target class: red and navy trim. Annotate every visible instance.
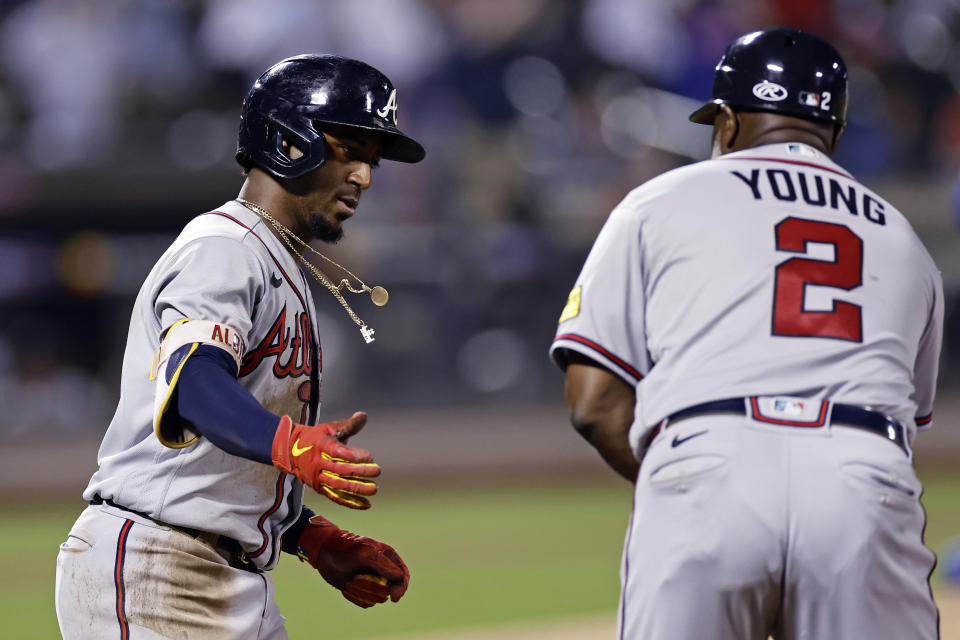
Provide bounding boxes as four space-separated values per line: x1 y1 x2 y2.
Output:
722 156 854 180
203 211 309 311
205 209 318 550
114 519 134 640
915 413 933 427
749 397 829 427
553 333 643 383
248 472 287 559
619 486 639 640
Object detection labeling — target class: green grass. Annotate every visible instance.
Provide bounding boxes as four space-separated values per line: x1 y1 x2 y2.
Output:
3 469 957 639
278 483 632 638
0 506 77 639
919 469 960 586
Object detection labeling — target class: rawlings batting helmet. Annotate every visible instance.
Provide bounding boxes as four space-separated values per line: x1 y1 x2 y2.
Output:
689 28 847 127
236 54 425 179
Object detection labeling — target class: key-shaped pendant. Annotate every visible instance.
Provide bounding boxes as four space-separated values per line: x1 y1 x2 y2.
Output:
360 325 376 344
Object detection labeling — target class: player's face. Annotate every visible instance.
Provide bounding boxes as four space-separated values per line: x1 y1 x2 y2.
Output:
285 124 383 243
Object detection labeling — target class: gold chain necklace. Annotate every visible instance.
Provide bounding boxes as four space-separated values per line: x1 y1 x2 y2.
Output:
236 198 387 344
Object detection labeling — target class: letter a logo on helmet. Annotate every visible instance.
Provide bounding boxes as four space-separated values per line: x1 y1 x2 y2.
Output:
236 54 425 180
376 89 399 125
752 80 787 102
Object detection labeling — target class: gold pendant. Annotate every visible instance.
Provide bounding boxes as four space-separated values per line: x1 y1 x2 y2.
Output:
369 286 389 306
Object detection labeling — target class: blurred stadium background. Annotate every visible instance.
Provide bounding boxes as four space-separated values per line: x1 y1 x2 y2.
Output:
0 0 958 637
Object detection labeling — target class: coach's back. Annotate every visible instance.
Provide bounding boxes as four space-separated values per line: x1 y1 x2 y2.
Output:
569 141 941 450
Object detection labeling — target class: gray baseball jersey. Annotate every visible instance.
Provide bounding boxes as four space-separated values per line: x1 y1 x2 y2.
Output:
552 142 942 453
551 142 943 638
84 199 320 570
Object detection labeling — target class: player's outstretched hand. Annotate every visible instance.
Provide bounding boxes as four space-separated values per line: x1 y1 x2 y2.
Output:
296 515 409 608
271 413 381 509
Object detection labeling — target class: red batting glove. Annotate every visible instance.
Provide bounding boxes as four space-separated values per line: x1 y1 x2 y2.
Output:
296 515 410 608
271 413 381 509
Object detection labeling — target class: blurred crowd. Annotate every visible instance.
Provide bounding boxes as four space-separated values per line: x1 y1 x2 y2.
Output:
0 0 958 436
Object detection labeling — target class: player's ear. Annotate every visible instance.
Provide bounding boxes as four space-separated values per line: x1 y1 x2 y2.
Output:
711 104 740 158
718 104 740 151
828 124 844 156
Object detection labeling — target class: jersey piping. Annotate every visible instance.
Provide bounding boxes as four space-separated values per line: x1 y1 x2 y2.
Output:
719 155 854 179
114 519 134 640
553 332 644 384
204 211 309 310
249 472 287 560
202 209 316 560
205 210 319 405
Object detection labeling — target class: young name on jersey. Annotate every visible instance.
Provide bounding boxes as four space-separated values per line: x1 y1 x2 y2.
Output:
729 166 886 226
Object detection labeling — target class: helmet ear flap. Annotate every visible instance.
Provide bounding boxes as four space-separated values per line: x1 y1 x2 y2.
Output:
267 122 299 165
266 120 326 176
268 124 287 161
237 93 327 178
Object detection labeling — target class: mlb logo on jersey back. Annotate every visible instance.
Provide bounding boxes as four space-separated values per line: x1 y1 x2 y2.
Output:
785 143 819 158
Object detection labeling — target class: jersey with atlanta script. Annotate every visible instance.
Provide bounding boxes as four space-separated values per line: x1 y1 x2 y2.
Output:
84 199 321 570
551 142 943 456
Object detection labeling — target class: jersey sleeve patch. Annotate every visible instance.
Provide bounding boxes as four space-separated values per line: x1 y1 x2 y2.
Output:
151 319 246 380
151 319 247 449
558 286 582 324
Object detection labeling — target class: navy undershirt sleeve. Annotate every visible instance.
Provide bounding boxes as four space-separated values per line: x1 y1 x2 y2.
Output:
175 346 320 555
174 344 279 464
280 506 317 555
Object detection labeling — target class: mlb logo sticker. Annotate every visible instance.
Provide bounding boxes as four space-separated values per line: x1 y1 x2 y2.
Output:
786 143 819 158
799 91 821 107
773 399 805 416
752 396 829 427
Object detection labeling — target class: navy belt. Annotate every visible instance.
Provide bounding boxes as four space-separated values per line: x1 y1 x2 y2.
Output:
90 495 258 572
666 397 908 454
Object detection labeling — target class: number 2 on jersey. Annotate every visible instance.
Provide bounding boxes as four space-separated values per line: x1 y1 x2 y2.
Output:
772 217 863 342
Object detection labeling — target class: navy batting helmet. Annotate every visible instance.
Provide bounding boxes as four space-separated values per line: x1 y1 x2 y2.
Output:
236 54 425 179
689 28 847 127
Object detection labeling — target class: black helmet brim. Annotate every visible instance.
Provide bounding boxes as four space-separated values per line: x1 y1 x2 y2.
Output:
318 119 425 163
689 100 723 125
382 133 426 164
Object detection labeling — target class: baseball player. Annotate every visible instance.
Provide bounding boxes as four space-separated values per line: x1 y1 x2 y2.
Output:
551 28 943 639
55 54 425 639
